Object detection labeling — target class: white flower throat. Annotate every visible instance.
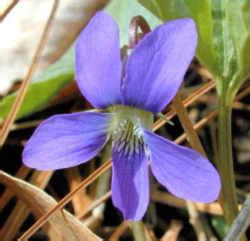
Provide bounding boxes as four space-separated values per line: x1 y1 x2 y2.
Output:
107 105 153 157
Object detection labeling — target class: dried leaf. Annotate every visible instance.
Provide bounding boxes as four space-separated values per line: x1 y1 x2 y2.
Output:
0 171 53 241
0 171 102 241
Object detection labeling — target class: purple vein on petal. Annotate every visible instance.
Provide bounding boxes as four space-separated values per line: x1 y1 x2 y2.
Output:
75 11 122 108
123 18 197 113
144 130 221 203
111 137 149 220
23 112 111 170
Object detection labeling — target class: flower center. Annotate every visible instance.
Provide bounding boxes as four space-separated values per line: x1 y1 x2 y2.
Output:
106 105 153 157
112 119 144 157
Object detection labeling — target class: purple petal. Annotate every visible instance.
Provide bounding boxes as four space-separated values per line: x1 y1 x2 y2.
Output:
144 130 221 203
111 142 149 220
123 18 197 113
75 11 122 108
23 112 111 170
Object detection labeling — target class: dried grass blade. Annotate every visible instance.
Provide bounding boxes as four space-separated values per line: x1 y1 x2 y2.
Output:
0 0 59 147
109 221 129 241
77 191 111 219
161 220 182 241
0 0 18 22
0 171 102 241
153 80 215 131
175 87 250 144
151 191 223 215
66 167 93 216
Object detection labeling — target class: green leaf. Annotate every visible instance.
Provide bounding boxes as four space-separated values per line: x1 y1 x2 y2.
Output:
0 48 74 120
209 1 234 95
138 1 218 77
138 0 188 20
210 0 250 101
184 0 217 76
138 0 250 101
211 216 227 239
224 1 250 99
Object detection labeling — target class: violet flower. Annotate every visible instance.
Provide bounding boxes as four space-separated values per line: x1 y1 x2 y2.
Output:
23 11 220 220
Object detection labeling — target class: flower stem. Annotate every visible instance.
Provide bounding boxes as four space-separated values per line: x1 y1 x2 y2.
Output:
217 95 238 225
131 221 148 241
94 147 111 220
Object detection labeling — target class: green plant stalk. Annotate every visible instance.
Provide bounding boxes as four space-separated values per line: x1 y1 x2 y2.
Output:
217 94 238 225
131 221 147 241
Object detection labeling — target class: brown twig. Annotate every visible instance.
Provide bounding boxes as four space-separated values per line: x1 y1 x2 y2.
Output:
77 191 111 219
152 191 224 216
109 221 129 241
0 0 59 147
172 93 211 241
175 87 250 144
65 167 92 216
82 190 223 221
153 80 215 131
172 93 206 155
161 220 182 241
175 110 217 144
0 0 18 22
